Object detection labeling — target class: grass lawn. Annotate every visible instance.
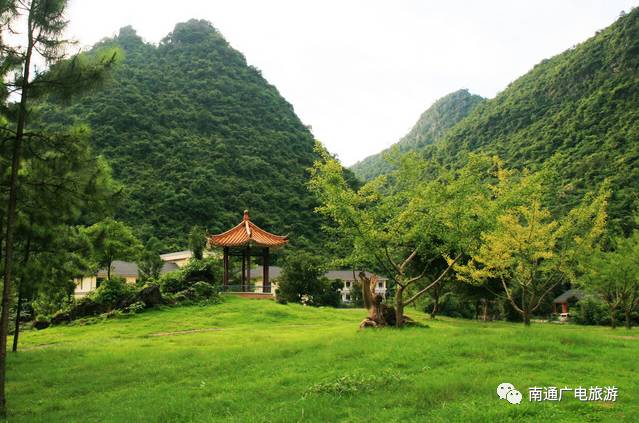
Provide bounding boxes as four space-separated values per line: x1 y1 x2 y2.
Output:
5 296 638 422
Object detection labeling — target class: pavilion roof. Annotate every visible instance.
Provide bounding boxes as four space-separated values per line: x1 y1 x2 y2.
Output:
208 210 289 249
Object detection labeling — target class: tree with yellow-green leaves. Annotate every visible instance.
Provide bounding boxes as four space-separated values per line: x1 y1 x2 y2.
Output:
309 144 507 328
456 176 609 326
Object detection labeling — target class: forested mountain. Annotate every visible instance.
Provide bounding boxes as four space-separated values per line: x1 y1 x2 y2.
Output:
351 89 484 181
430 9 639 233
41 20 323 249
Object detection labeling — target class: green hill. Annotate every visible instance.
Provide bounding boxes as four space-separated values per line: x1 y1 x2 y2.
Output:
7 297 639 421
431 9 639 233
41 20 324 249
350 89 484 181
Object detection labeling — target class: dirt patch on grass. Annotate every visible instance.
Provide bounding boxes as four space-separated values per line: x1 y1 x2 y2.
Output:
609 335 639 340
148 328 225 337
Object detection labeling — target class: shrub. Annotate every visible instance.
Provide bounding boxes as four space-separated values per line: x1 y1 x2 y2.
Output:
173 281 221 305
126 301 146 314
192 281 217 299
159 271 187 294
181 257 223 284
91 277 137 310
276 251 340 306
573 297 611 326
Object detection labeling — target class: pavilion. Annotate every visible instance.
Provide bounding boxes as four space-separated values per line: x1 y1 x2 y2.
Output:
208 210 288 293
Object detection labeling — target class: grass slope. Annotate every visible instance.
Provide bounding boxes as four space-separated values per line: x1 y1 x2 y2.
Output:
7 297 639 422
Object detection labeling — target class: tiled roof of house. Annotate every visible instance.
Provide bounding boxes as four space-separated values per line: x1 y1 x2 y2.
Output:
553 288 585 304
209 210 288 248
160 250 193 260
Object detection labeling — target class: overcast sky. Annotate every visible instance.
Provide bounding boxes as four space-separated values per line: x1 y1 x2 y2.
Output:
65 0 638 166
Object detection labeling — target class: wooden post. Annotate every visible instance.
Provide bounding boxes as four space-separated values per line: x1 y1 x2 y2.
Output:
247 245 251 292
241 248 246 292
263 248 270 293
223 247 229 288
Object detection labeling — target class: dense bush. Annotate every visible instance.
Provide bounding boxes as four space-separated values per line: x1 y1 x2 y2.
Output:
125 301 146 314
180 257 223 284
159 257 223 294
92 277 137 310
573 297 611 326
173 281 221 305
158 271 186 294
276 251 341 307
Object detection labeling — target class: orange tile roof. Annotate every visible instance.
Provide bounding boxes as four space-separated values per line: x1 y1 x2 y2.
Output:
208 210 289 248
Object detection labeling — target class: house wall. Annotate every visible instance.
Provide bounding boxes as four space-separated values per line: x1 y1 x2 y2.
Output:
74 275 137 297
340 279 387 303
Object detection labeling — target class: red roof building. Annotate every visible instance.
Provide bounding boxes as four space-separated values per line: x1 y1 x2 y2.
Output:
208 210 288 292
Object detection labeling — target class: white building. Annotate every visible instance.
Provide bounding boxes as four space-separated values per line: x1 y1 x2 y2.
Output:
325 270 388 304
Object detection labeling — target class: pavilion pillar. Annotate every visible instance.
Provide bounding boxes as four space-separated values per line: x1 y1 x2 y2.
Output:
223 247 229 288
263 248 270 293
247 246 251 292
241 248 246 292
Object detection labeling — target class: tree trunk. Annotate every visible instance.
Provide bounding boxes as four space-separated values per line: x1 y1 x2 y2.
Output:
11 290 22 353
0 10 34 416
625 309 632 330
482 300 489 321
12 231 31 354
430 284 440 319
610 306 617 329
358 273 386 328
395 285 405 328
522 304 531 326
359 270 371 311
430 300 438 319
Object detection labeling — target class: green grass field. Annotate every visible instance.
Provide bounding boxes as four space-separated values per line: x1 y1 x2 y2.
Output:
5 297 638 422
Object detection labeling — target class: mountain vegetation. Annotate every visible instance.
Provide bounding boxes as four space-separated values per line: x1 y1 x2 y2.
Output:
350 89 483 181
425 9 639 234
40 20 325 249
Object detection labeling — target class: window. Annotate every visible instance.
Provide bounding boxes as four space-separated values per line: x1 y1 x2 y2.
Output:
345 294 351 301
96 278 105 289
345 281 351 288
378 281 384 288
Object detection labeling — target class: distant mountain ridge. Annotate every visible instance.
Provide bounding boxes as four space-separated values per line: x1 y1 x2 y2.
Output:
353 8 639 233
351 89 484 181
41 20 325 249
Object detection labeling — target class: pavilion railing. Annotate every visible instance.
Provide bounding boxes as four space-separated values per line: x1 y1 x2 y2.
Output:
219 284 274 294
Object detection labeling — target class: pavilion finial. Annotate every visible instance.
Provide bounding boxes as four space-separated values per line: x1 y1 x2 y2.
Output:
243 209 250 221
